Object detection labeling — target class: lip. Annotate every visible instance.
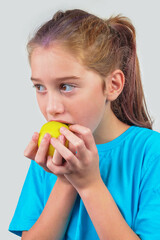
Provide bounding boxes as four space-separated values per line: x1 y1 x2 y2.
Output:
49 120 72 126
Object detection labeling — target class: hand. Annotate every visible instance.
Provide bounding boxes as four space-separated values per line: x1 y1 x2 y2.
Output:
48 124 101 192
24 132 52 172
24 132 72 185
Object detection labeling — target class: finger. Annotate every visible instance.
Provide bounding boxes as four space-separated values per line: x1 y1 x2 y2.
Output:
51 137 78 167
24 132 39 160
44 155 54 173
59 127 87 158
68 124 96 150
68 141 76 155
47 157 71 175
52 135 65 166
35 133 51 167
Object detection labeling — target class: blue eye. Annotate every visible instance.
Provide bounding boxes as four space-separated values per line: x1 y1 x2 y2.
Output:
60 84 75 92
33 84 46 93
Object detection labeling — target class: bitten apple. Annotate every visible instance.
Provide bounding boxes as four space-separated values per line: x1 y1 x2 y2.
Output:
38 121 69 156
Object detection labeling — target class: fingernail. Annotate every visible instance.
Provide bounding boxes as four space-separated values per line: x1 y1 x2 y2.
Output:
32 132 39 141
60 135 64 141
60 127 66 133
51 138 56 144
44 133 50 138
42 133 50 142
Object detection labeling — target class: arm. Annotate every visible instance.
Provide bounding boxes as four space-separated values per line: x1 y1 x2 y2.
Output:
22 133 77 240
78 178 140 240
22 177 77 240
49 125 140 240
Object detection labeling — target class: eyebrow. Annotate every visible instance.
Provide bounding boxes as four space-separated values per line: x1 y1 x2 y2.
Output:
31 76 80 82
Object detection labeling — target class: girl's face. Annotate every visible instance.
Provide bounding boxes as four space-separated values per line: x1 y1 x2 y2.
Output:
30 45 108 134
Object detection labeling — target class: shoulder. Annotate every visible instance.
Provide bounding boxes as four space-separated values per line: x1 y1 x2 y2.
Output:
130 125 160 138
131 126 160 170
131 126 160 152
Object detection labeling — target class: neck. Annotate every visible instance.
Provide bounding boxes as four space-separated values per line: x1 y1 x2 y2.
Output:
93 106 130 144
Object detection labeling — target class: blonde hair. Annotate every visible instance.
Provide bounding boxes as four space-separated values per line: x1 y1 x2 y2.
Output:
27 9 152 129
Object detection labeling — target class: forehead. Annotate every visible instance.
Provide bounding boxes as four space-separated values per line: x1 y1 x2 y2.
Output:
31 45 77 64
30 45 86 77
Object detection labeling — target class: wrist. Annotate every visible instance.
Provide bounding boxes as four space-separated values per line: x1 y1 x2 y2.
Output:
56 177 77 193
78 176 104 199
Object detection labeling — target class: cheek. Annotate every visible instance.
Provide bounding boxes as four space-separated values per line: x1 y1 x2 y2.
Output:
37 96 47 116
73 96 106 131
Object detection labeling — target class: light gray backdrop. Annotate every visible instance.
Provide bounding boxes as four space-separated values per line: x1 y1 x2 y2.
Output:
1 0 159 239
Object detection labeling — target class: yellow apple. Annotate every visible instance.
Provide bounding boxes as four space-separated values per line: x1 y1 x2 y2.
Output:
38 121 69 156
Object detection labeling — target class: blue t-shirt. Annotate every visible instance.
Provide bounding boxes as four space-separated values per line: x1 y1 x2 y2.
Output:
9 126 160 239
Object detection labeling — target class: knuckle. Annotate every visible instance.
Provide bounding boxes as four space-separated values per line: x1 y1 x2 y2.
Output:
53 168 59 175
64 162 72 173
84 128 91 136
75 139 84 149
83 161 89 167
51 165 59 175
93 147 98 156
24 148 32 159
24 144 32 157
24 149 28 157
34 155 43 165
66 166 72 174
65 152 73 162
46 159 53 170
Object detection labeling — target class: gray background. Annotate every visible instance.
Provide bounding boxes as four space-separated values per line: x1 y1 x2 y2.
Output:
1 0 159 239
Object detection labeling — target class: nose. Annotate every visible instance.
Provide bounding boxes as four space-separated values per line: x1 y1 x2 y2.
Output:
46 92 65 117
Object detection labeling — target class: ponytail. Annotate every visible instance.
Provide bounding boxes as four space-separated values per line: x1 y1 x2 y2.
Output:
105 15 152 129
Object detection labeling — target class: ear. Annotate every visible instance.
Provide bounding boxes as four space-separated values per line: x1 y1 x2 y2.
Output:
104 69 125 101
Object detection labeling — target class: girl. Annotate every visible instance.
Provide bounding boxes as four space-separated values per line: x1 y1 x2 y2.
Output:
9 9 160 240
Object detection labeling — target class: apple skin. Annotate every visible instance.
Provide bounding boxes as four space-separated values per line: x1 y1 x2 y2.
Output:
38 121 69 156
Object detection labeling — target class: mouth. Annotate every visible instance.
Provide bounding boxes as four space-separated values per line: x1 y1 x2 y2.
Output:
49 120 71 126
